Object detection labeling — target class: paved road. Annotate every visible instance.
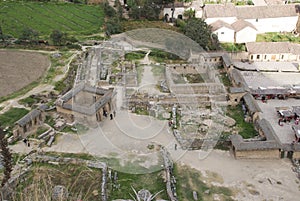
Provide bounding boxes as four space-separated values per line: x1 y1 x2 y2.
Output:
257 99 300 144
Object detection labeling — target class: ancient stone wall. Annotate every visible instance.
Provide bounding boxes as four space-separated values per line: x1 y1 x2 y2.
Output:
235 149 280 159
293 151 300 159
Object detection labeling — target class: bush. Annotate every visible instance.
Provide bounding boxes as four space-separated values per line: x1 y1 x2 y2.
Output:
54 81 67 92
125 51 146 60
18 96 39 107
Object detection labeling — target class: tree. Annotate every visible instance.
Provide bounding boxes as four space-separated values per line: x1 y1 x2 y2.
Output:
129 5 142 20
50 30 66 46
114 0 123 19
141 1 161 20
152 0 174 7
105 17 123 36
183 8 195 19
183 18 212 50
0 128 12 187
0 24 4 42
103 1 116 18
20 27 39 44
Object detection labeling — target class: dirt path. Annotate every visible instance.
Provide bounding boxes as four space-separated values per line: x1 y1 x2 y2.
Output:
53 51 80 82
179 150 300 201
139 51 162 95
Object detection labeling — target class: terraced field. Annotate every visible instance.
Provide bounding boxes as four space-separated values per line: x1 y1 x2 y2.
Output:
0 2 104 37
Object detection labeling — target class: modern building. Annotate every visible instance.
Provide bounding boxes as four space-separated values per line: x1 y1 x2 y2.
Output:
246 42 300 61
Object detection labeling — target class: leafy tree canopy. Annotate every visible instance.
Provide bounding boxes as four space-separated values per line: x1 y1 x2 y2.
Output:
50 30 67 46
105 17 123 36
20 27 39 42
183 18 218 50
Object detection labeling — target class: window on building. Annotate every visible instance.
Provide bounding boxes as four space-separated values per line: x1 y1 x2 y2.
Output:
257 55 260 59
264 55 267 59
256 18 258 22
221 32 224 34
281 55 284 59
250 55 253 60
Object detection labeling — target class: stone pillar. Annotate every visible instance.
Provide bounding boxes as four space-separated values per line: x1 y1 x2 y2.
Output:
99 109 104 121
104 103 110 113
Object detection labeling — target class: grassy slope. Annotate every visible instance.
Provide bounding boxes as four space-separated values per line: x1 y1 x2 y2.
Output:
0 107 29 128
14 163 103 201
0 2 104 38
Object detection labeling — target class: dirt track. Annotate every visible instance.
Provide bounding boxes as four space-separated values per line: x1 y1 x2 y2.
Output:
0 49 50 98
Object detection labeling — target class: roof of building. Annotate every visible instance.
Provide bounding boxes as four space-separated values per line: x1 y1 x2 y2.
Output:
236 4 299 19
243 92 262 113
230 134 281 150
281 142 300 151
38 104 49 111
60 83 109 102
264 0 285 5
230 68 249 89
250 87 290 95
231 19 257 32
229 87 246 93
258 119 280 142
203 4 299 19
58 84 116 116
16 109 41 127
234 61 299 72
204 3 237 18
164 2 184 8
231 119 281 151
246 42 300 54
210 20 234 32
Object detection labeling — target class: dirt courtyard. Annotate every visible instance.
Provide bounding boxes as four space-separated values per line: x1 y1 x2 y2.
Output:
0 50 50 98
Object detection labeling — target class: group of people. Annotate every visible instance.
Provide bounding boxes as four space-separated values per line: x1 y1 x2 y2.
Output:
23 138 30 147
104 110 116 120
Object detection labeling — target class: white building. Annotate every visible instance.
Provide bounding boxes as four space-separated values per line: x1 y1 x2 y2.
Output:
246 42 300 61
163 2 186 21
210 19 257 43
201 3 299 34
211 20 235 43
236 5 299 33
232 20 257 43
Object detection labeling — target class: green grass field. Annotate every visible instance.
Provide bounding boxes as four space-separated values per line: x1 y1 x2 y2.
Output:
0 1 104 38
256 32 300 43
